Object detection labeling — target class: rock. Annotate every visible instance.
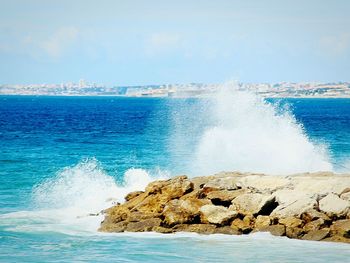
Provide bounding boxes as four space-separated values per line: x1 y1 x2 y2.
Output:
162 198 209 226
206 189 245 204
173 224 217 234
128 211 158 222
125 191 144 201
125 218 162 232
291 174 350 196
319 193 350 217
340 190 350 201
322 235 350 243
286 227 304 239
101 205 130 226
215 226 241 235
152 226 174 233
204 177 239 190
258 225 286 236
255 215 271 229
99 221 128 232
200 205 237 225
330 219 350 238
231 193 274 215
279 217 303 228
237 175 290 193
271 190 317 218
303 218 325 232
231 218 252 234
302 229 330 241
301 209 330 223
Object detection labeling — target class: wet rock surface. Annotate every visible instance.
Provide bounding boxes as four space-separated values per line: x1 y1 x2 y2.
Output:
99 172 350 244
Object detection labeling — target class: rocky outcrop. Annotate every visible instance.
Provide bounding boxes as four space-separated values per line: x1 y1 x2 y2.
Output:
99 172 350 244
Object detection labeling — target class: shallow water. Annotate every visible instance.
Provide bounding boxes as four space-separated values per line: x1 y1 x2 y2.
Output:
0 95 350 262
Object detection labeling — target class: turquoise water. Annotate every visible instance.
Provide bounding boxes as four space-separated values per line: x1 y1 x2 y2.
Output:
1 94 350 262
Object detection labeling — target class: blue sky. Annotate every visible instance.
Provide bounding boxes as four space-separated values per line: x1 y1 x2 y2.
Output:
0 0 349 85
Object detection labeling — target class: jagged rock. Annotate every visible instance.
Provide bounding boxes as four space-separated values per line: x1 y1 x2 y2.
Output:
162 198 209 226
302 229 330 241
301 209 330 223
99 221 128 232
237 175 290 193
255 215 271 229
125 218 162 232
128 211 159 222
322 235 350 243
204 177 240 190
258 225 286 236
341 191 350 201
206 189 245 204
215 226 241 235
271 190 317 218
286 227 304 239
330 220 350 238
200 205 237 225
291 174 350 195
152 226 174 233
125 191 144 201
231 218 252 234
101 205 130 225
231 193 274 215
303 218 325 232
279 217 303 228
319 193 350 217
173 224 217 234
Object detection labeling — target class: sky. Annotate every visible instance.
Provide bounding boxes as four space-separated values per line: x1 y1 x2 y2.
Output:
0 0 349 86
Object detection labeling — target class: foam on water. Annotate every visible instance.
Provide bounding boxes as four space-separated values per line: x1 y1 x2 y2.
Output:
0 158 166 235
192 83 333 175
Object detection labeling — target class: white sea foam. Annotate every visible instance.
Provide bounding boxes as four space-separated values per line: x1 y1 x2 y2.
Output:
191 82 333 175
1 159 167 235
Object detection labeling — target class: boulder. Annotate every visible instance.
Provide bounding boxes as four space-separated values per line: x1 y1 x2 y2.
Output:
215 226 241 235
125 218 162 232
237 175 290 193
152 226 174 233
255 215 271 229
258 225 286 236
200 205 237 225
231 218 252 234
271 190 317 218
231 193 274 215
125 191 144 201
204 177 239 190
301 209 330 223
162 198 209 226
99 221 128 232
279 217 303 228
319 193 350 217
330 220 350 238
303 218 325 232
286 227 304 239
206 189 245 204
173 224 217 234
302 229 330 241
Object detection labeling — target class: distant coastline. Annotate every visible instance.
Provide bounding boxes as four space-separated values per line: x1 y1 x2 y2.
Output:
1 81 350 98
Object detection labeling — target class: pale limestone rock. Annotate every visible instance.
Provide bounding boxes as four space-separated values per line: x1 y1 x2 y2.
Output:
204 177 239 190
290 174 350 195
271 190 317 218
231 193 274 215
319 193 350 216
302 229 330 241
279 217 303 228
200 204 237 225
237 175 290 193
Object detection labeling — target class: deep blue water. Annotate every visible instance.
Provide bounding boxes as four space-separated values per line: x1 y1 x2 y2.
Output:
0 96 349 262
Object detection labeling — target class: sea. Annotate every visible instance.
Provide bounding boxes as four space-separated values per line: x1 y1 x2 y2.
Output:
1 87 350 262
